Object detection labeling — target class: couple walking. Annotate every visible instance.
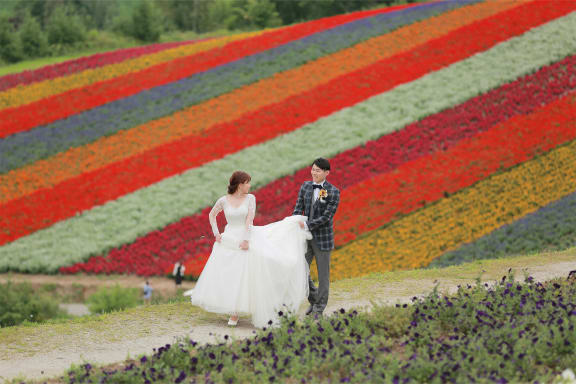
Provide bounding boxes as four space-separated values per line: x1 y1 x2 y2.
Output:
188 158 340 327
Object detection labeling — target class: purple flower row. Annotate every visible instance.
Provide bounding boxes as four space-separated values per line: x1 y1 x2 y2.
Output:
404 275 576 382
0 0 470 174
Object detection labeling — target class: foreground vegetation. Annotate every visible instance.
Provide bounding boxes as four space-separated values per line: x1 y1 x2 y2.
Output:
1 250 574 382
0 281 68 327
63 273 576 383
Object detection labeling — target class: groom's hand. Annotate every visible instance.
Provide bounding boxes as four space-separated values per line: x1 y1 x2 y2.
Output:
298 221 305 229
239 240 249 250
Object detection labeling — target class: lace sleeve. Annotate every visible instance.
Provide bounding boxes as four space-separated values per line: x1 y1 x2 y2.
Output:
242 194 256 241
209 196 225 237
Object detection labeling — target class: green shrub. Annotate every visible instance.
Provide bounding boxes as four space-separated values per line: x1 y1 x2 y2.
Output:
130 0 163 42
19 15 48 58
47 7 87 46
228 0 282 30
86 284 140 314
0 281 65 327
0 18 23 63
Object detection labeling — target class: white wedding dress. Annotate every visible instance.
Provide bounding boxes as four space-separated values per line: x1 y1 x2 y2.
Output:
187 194 310 328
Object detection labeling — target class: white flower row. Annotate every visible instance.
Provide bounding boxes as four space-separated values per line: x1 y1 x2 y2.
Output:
1 11 575 273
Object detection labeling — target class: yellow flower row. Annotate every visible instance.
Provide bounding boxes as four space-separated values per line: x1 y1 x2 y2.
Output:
0 31 262 110
328 139 576 281
0 0 522 204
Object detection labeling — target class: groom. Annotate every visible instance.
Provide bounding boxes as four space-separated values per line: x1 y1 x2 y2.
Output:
293 158 340 316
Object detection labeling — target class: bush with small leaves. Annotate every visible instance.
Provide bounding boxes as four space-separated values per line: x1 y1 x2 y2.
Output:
86 284 141 314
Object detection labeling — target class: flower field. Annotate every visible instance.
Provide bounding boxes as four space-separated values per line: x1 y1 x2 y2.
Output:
0 0 575 278
0 40 194 93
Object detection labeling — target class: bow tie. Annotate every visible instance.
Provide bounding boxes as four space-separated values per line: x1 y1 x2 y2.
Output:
312 184 323 189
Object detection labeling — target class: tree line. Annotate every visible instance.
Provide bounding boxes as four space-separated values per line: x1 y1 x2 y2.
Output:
0 0 422 65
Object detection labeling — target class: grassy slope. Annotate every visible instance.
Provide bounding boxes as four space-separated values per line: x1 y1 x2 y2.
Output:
1 248 574 361
335 248 576 303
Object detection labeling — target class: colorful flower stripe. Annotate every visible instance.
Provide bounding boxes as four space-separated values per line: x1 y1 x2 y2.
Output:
429 190 576 268
0 31 258 139
0 31 262 139
333 92 576 247
0 1 466 170
63 54 576 275
330 136 576 281
0 0 556 245
0 40 196 92
0 0 521 204
0 0 562 241
0 2 421 138
0 30 261 109
1 12 573 273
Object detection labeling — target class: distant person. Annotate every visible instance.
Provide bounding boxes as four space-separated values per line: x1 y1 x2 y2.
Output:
173 261 185 289
143 280 153 304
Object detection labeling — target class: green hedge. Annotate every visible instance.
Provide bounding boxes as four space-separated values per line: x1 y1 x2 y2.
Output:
0 281 67 327
86 284 141 314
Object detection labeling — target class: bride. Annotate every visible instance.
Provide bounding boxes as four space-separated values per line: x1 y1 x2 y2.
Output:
187 171 310 328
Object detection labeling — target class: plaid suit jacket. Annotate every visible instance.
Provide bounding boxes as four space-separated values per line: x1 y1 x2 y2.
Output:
292 180 340 251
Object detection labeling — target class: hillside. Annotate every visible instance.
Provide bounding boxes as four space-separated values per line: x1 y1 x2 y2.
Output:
0 0 575 280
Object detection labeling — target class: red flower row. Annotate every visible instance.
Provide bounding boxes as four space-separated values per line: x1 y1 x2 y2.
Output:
3 1 560 247
60 55 576 276
0 5 406 139
0 41 196 93
334 93 576 245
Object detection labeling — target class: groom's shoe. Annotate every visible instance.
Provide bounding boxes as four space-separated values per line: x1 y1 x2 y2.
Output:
305 305 315 316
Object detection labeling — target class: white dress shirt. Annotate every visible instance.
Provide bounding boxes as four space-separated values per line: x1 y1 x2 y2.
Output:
313 181 325 202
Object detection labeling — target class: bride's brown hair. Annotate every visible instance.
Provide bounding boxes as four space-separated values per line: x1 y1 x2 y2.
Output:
228 171 251 194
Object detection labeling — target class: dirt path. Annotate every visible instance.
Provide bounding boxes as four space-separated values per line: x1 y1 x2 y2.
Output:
1 254 575 383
